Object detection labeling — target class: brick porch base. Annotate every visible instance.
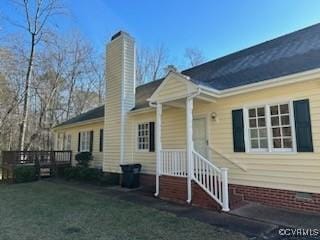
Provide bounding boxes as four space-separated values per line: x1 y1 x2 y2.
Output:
159 175 221 210
140 174 320 213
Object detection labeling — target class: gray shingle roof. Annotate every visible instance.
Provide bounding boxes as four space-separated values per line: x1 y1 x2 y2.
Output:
55 23 320 128
54 105 105 128
133 78 164 110
182 23 320 90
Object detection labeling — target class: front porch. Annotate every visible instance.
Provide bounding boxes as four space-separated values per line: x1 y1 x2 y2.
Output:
148 71 230 211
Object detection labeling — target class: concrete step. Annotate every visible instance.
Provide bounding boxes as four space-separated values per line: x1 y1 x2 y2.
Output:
40 168 52 177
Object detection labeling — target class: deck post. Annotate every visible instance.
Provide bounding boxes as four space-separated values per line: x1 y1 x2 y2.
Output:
155 103 162 197
186 97 193 204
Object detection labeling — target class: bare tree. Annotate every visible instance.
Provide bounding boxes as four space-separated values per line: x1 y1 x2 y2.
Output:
23 32 104 149
0 3 104 151
184 47 206 67
5 0 64 150
136 44 169 86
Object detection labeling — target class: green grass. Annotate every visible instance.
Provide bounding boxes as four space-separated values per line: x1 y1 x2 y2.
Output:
0 181 247 240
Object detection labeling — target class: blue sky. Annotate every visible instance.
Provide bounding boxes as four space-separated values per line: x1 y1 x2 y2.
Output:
2 0 320 66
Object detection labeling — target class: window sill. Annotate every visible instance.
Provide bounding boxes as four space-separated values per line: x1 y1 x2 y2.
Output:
245 151 297 155
136 150 151 153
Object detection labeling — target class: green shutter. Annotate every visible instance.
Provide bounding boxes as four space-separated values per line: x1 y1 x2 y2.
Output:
149 122 155 152
78 132 81 152
99 129 103 152
232 109 245 152
293 99 313 152
89 131 94 153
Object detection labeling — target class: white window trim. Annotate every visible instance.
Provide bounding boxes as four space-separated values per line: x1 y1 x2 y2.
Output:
136 122 150 152
243 100 297 154
80 131 90 152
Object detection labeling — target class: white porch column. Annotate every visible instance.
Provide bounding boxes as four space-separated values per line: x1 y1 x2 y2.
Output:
186 97 193 203
221 168 230 211
154 103 162 197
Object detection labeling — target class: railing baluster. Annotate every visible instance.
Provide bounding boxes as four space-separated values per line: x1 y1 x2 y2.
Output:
201 158 204 185
210 168 213 194
218 174 222 202
174 152 177 175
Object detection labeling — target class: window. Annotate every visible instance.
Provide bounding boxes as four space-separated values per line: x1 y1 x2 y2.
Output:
248 106 268 151
270 103 293 149
80 131 90 152
246 102 295 152
137 123 149 151
65 134 72 151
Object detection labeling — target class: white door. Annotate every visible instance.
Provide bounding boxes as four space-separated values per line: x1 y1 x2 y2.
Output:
193 118 208 158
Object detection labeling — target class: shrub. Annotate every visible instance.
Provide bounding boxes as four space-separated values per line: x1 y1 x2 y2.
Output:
63 166 101 182
78 167 102 181
75 152 92 167
14 165 38 183
62 166 119 186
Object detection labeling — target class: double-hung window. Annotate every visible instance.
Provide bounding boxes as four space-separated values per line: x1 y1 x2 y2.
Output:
137 123 150 151
246 102 295 152
269 103 293 150
80 131 90 152
248 106 268 151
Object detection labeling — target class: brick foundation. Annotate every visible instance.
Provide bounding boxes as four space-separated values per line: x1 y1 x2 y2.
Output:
138 174 320 213
230 184 320 213
140 173 156 187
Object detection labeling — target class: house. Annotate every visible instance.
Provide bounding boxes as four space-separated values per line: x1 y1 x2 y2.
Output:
53 24 320 213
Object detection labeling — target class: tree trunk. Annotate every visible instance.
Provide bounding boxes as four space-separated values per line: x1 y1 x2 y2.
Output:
19 33 35 151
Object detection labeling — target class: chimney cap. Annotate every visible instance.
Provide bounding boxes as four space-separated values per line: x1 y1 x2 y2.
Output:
111 31 131 41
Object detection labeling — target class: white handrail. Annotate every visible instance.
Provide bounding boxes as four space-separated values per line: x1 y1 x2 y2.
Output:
192 150 229 211
207 146 247 171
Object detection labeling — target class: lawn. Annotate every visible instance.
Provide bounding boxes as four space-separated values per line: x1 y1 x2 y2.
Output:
0 181 247 240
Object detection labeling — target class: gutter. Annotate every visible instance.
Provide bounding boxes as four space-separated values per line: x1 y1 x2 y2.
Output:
52 117 104 130
198 67 320 98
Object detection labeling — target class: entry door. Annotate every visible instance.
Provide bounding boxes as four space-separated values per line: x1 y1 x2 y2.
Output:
193 118 208 158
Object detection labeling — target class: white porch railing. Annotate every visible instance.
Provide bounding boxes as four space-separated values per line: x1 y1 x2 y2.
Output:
192 150 229 211
160 149 187 177
159 148 229 211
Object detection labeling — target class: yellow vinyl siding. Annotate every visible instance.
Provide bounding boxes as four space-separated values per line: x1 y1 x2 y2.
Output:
104 37 123 173
193 78 320 193
54 121 104 168
53 76 320 194
153 75 195 102
124 108 187 174
126 112 156 174
125 78 320 194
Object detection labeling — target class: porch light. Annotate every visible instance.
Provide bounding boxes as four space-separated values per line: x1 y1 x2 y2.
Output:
211 112 217 121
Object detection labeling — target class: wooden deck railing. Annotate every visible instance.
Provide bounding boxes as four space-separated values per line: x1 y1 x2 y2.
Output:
1 151 72 167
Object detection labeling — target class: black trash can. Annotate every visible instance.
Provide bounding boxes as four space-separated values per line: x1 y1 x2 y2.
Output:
120 164 142 188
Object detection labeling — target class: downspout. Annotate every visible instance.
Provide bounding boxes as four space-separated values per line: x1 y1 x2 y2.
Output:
149 101 160 197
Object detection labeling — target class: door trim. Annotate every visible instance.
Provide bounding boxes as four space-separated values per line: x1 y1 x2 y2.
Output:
193 115 209 157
